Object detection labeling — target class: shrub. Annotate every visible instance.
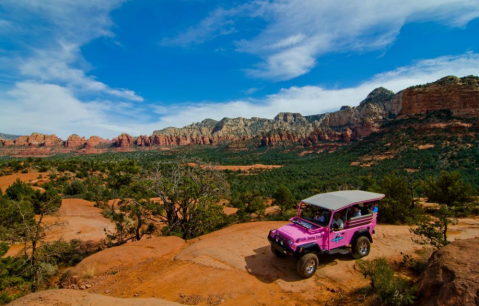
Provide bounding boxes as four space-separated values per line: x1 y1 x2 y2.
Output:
378 172 424 224
231 190 266 222
272 185 296 215
64 180 86 196
5 179 35 201
358 257 417 306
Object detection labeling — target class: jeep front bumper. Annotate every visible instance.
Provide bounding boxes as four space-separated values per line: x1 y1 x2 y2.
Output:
268 231 299 257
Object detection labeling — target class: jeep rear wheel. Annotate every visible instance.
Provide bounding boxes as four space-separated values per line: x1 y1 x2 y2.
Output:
297 253 319 278
352 236 371 259
271 245 286 258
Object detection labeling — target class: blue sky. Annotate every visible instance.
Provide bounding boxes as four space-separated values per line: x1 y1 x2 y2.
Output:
0 0 479 139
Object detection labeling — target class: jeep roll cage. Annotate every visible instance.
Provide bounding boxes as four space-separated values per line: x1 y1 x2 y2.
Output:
295 190 385 229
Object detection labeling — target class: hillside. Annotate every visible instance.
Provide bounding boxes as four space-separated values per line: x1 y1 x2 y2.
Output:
0 75 478 156
10 220 479 306
0 133 21 141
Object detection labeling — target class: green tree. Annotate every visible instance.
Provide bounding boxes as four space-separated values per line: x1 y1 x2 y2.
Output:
272 185 296 215
358 258 417 306
106 162 230 241
411 171 474 248
360 176 378 192
104 180 161 245
5 179 35 201
151 162 230 239
410 205 455 248
64 180 86 196
422 171 474 207
378 172 420 224
231 190 266 221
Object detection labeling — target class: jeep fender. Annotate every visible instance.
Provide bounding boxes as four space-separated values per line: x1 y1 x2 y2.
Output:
351 229 373 246
295 242 323 256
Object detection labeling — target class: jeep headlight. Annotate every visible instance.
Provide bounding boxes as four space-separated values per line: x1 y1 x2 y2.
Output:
288 239 293 246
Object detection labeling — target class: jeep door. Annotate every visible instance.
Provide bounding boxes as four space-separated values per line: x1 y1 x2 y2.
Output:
328 209 350 249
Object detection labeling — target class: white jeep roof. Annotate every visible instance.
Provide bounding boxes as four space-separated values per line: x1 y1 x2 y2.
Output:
301 190 385 211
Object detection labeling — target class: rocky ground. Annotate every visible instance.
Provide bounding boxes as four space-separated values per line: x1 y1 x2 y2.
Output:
3 171 479 305
10 218 479 306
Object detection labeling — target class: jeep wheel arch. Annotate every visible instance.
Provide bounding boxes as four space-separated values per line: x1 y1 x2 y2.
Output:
351 229 373 245
295 242 323 258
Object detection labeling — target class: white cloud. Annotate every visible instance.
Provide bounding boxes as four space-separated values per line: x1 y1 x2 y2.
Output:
160 2 264 47
0 0 143 102
0 52 478 139
147 52 479 130
168 0 479 80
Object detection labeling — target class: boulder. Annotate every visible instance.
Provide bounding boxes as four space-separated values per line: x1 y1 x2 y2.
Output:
418 237 479 306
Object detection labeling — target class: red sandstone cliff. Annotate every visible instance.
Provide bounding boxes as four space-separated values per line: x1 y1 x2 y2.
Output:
394 76 479 117
1 75 478 154
65 135 86 148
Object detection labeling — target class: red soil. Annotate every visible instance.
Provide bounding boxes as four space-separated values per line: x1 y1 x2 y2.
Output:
0 170 49 192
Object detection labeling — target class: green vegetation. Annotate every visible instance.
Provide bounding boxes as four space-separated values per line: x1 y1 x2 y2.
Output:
231 190 266 222
272 185 296 215
0 113 478 303
411 171 476 248
358 257 417 306
0 189 90 303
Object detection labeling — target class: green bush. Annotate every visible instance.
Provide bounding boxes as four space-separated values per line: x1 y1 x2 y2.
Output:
358 257 417 306
231 190 266 222
64 180 86 196
5 179 35 201
272 185 296 215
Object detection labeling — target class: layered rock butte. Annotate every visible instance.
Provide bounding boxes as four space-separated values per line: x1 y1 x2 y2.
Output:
1 75 478 156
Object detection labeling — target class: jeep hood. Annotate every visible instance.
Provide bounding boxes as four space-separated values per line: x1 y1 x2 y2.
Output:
277 223 325 238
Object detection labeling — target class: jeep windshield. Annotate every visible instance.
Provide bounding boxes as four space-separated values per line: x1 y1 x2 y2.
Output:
297 202 330 228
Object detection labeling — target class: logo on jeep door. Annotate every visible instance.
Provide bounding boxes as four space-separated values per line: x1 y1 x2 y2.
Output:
332 233 344 243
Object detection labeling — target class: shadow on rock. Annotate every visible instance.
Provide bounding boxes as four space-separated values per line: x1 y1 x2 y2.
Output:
244 245 356 284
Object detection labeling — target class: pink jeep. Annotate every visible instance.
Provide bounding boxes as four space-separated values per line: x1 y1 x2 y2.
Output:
268 190 385 278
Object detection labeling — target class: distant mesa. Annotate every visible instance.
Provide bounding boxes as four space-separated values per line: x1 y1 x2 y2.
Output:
1 75 478 156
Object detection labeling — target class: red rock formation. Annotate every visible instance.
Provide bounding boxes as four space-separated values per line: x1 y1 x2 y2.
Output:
13 133 62 147
0 75 477 156
135 135 151 147
2 140 13 147
115 133 133 148
85 136 111 148
418 237 479 306
65 134 86 148
398 76 479 117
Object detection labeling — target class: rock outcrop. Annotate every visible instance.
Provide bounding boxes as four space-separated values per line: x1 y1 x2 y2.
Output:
65 134 86 148
418 237 479 306
115 133 133 148
13 133 63 147
0 75 478 155
85 136 111 148
135 135 151 147
395 75 479 117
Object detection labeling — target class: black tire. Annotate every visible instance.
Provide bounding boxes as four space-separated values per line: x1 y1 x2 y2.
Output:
352 236 371 259
271 245 286 258
297 253 319 278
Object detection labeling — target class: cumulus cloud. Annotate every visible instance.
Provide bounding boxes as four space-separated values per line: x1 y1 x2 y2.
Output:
147 52 479 130
167 0 479 80
0 0 143 102
1 52 478 139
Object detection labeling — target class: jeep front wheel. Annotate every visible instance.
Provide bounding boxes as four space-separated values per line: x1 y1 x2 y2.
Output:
352 236 371 259
271 245 286 258
297 253 319 278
